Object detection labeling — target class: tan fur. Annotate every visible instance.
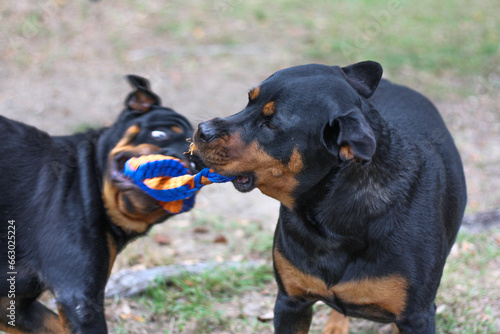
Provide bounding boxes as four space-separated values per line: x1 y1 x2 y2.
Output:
249 86 261 101
322 310 350 334
128 91 156 112
57 304 71 333
273 248 408 317
199 133 303 208
0 298 64 334
171 126 183 134
0 321 64 334
262 101 276 116
101 125 169 234
339 145 355 161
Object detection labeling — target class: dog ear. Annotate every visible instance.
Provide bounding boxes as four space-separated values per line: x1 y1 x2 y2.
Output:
322 109 376 163
341 61 383 99
125 75 162 112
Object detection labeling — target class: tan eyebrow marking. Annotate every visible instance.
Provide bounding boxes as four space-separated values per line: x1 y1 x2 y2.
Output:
262 101 276 117
249 86 260 101
171 126 183 134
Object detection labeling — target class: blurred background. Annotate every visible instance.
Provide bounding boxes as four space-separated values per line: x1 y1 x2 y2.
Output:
1 0 499 333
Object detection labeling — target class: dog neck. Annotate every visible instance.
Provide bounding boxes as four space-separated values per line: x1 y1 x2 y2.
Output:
293 111 421 240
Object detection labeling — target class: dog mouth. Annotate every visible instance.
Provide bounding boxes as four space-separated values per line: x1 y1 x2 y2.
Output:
110 150 199 190
110 151 146 191
193 136 256 192
231 173 256 193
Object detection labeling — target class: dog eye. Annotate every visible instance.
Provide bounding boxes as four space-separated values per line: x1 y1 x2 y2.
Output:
151 130 168 140
261 120 277 130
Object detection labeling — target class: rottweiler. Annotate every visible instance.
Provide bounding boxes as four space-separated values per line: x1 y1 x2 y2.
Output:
0 75 201 334
193 61 467 333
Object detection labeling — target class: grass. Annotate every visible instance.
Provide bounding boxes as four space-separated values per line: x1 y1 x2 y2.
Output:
139 0 499 78
190 213 274 257
138 265 275 333
128 229 499 333
434 229 500 333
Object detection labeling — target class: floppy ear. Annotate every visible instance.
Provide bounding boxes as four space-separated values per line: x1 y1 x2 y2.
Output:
125 75 162 112
341 61 383 99
322 109 376 163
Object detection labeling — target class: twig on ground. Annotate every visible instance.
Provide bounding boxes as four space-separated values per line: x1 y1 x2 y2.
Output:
461 208 500 233
105 260 266 298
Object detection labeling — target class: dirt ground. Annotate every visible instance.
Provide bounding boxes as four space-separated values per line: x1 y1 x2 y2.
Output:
1 0 499 333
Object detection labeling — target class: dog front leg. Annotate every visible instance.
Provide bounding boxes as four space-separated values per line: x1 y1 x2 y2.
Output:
274 290 314 334
395 303 436 334
55 290 107 334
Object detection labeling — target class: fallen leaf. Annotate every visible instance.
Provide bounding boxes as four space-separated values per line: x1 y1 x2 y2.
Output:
193 226 209 234
213 234 228 244
461 240 476 254
183 280 195 287
133 315 146 323
154 234 171 246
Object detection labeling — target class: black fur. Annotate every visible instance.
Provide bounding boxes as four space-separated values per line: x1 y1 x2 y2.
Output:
0 76 200 333
194 61 467 333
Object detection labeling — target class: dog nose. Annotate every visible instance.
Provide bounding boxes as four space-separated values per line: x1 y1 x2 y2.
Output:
197 121 218 143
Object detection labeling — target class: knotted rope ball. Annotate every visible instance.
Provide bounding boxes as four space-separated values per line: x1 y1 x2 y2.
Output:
123 155 234 214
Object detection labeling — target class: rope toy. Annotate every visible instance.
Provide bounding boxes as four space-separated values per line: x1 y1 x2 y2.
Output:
123 155 234 214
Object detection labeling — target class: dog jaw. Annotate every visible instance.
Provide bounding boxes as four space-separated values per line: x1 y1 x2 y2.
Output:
195 131 303 209
102 126 170 234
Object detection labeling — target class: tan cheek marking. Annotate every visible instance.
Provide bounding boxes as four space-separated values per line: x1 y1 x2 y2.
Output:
112 125 141 152
218 134 303 209
103 128 169 234
102 180 149 234
102 178 169 234
274 248 408 317
288 148 303 174
249 86 260 101
262 101 275 116
197 132 303 208
57 304 71 333
171 126 183 134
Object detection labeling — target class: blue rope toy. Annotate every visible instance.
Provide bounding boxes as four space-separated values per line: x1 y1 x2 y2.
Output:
123 155 234 214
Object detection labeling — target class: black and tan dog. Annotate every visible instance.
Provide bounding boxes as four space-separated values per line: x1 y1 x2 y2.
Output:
0 76 200 333
193 61 467 333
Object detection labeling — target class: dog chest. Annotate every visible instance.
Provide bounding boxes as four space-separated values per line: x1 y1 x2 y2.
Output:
273 247 408 321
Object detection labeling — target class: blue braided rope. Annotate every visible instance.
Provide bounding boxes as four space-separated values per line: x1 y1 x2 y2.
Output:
123 157 234 211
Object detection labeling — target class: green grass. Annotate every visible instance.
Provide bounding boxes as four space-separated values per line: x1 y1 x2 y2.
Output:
136 229 499 333
435 229 500 333
73 123 98 133
190 212 274 257
139 265 275 332
142 0 499 78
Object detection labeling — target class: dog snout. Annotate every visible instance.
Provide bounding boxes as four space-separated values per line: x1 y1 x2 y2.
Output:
196 120 219 143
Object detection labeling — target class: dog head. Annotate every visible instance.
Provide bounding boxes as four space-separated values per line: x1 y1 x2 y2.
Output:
193 61 383 209
100 75 202 233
